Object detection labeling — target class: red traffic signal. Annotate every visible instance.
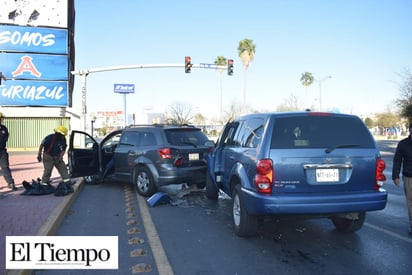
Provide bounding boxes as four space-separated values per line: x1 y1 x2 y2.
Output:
185 56 192 73
227 59 234 76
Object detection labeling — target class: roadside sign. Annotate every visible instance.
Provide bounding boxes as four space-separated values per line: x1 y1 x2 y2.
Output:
199 63 218 69
114 83 135 94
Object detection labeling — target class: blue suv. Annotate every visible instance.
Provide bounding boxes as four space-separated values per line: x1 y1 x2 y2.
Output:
206 112 387 237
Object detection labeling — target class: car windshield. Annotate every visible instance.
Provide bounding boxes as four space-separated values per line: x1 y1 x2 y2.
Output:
165 128 209 146
270 116 375 149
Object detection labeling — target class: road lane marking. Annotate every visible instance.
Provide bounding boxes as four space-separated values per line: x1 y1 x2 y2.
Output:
365 222 412 243
124 184 152 273
136 192 174 275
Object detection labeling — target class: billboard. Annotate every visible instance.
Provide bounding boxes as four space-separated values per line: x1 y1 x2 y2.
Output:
0 0 68 28
0 0 75 107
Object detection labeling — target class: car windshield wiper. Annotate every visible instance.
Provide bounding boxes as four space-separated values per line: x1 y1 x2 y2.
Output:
325 144 360 153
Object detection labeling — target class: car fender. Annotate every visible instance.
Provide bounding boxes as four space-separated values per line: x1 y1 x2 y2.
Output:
131 155 159 184
229 161 254 196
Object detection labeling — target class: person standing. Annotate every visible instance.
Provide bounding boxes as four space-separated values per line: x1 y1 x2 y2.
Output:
392 123 412 236
0 112 17 190
37 125 71 185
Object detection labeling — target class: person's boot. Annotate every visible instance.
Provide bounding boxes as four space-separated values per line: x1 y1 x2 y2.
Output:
8 184 17 191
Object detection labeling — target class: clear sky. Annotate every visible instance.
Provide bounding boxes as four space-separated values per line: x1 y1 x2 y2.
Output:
72 0 412 120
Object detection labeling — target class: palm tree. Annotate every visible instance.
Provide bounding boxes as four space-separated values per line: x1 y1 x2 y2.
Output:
214 56 227 121
238 39 256 112
300 72 314 108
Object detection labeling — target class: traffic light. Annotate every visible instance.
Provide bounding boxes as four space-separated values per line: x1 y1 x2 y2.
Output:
227 59 234 76
185 56 192 73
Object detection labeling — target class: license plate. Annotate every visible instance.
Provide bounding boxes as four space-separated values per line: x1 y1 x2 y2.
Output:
316 169 339 182
188 153 199 161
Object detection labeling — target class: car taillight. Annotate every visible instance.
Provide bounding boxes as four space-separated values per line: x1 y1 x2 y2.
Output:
174 157 184 167
375 158 386 190
158 147 172 159
254 159 273 194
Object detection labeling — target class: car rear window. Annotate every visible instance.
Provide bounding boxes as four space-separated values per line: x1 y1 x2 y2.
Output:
165 128 209 146
270 116 375 149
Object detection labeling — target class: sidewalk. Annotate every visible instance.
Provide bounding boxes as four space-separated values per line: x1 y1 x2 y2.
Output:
0 151 83 275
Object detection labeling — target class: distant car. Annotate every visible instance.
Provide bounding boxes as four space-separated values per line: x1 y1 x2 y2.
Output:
206 112 388 237
68 124 214 197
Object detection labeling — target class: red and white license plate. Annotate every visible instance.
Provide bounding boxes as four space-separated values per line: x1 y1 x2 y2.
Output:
316 169 339 182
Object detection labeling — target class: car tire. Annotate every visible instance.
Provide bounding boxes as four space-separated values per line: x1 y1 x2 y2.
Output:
205 171 218 200
135 166 157 197
232 184 258 237
196 180 206 189
331 212 366 232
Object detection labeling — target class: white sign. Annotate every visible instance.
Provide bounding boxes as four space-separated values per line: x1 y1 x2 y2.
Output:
6 236 118 270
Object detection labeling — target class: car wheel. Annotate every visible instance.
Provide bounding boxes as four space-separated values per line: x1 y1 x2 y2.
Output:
135 166 157 197
332 212 366 232
205 171 218 200
232 184 258 237
196 180 206 189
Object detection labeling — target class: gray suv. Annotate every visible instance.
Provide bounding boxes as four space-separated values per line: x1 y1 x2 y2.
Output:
68 124 214 197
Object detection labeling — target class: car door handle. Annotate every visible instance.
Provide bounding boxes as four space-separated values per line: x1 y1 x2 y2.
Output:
229 155 235 160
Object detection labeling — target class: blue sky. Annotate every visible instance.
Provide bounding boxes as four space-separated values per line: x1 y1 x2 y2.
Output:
72 0 412 120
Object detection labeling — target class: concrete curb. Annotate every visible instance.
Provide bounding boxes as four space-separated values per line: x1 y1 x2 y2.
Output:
6 179 84 275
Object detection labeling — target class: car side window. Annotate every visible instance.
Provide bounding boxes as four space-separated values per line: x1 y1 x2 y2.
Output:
221 122 240 146
239 118 264 148
138 132 156 146
119 131 139 147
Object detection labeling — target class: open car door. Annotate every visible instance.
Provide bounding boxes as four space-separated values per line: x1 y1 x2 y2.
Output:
68 130 99 178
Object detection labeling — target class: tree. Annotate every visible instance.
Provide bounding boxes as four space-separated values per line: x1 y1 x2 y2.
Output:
165 102 194 125
376 112 400 130
395 68 412 122
276 94 300 111
214 56 227 121
300 72 314 109
238 38 256 112
193 112 206 128
364 117 374 128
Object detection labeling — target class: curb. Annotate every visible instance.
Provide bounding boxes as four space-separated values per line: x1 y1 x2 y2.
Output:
6 179 84 275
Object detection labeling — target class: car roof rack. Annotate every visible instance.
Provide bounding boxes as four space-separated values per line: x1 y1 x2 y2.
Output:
125 123 197 129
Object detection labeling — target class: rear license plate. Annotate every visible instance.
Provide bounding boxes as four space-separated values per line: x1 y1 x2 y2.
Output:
316 169 339 182
188 153 199 161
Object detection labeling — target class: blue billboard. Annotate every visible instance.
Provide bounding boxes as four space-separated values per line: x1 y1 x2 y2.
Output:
0 53 68 80
0 80 68 106
0 24 70 107
0 25 68 54
114 84 135 94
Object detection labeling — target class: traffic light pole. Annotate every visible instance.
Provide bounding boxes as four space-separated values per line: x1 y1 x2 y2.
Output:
71 63 230 131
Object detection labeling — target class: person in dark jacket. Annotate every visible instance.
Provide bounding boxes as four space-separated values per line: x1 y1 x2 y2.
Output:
37 125 71 185
0 112 17 191
392 123 412 236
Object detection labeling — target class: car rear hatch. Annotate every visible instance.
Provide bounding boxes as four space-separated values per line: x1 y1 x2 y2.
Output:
267 113 382 193
164 128 213 168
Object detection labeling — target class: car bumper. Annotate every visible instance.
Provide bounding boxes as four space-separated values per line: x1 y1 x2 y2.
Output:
241 187 388 215
156 166 207 186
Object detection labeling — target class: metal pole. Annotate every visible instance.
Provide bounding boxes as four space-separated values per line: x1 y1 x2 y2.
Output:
123 93 127 127
80 73 88 132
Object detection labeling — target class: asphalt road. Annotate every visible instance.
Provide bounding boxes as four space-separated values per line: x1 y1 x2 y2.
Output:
34 140 412 275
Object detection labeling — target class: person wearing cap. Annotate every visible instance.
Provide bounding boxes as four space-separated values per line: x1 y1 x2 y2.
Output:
0 112 17 191
392 122 412 236
37 125 71 185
